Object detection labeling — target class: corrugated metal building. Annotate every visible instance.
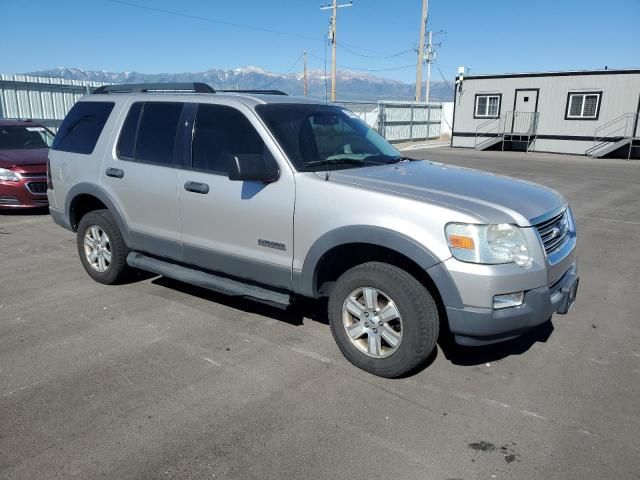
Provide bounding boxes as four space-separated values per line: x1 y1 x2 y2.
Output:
450 68 640 158
0 74 107 131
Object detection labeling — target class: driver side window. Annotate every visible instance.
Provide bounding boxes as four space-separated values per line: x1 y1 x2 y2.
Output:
192 104 268 175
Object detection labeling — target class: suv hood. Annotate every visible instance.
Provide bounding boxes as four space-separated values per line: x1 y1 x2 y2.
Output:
329 160 566 226
0 148 48 169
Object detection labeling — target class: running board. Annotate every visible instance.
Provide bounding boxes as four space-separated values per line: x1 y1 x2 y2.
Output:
127 252 291 306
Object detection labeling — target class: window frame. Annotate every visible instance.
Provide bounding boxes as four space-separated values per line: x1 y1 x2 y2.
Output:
564 91 602 121
185 102 278 178
115 100 189 168
473 93 502 119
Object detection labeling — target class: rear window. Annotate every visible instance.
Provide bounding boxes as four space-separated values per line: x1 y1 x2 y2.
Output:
52 101 114 154
117 102 183 166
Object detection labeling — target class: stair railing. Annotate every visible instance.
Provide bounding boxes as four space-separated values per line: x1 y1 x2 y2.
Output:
587 113 637 158
475 116 504 150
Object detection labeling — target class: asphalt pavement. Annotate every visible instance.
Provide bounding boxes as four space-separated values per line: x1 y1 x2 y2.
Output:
1 147 639 479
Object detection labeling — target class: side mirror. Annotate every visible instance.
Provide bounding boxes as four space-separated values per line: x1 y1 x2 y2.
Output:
228 153 279 183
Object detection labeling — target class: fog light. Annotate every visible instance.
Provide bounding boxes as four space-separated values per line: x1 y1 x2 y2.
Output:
493 292 524 309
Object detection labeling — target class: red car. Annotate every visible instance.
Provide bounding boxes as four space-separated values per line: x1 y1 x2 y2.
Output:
0 119 54 209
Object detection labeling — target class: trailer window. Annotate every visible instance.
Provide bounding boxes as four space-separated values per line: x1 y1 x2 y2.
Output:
565 92 601 120
474 94 501 118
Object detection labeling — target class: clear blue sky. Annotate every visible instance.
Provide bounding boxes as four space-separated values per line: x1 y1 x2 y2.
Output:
1 0 638 83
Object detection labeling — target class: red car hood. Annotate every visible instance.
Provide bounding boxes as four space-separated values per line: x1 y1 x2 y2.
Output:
0 148 49 168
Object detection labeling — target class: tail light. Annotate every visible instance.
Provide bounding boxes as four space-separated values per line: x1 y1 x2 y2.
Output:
47 158 53 190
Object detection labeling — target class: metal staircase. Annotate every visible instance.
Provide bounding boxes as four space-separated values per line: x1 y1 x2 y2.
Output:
475 111 539 152
474 116 505 150
586 113 640 160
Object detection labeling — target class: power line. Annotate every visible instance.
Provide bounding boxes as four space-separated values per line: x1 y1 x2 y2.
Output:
307 52 414 72
105 0 321 41
336 43 415 59
434 59 454 88
336 63 416 72
253 53 304 90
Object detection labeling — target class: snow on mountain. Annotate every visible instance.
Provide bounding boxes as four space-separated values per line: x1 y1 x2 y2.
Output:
25 66 453 101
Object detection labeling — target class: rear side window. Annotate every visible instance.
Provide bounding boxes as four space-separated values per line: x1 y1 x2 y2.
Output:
191 104 266 175
117 102 183 166
52 101 114 154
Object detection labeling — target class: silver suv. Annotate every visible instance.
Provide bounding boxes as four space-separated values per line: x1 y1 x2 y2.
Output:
48 83 579 378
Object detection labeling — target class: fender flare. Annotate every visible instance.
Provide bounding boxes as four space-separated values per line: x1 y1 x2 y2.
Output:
65 182 131 244
293 225 443 298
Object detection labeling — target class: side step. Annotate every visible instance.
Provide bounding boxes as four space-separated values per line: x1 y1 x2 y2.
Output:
127 252 291 306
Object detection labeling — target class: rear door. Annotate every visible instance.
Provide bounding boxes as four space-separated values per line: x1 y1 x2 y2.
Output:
176 102 295 289
101 100 186 261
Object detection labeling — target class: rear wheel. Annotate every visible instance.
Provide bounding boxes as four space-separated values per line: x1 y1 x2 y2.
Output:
328 262 439 378
77 209 130 284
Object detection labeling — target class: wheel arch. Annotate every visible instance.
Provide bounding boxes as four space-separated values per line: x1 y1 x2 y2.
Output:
294 226 444 299
65 183 130 244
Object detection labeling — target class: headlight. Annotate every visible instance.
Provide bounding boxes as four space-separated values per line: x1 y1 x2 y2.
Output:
0 168 20 182
445 223 532 267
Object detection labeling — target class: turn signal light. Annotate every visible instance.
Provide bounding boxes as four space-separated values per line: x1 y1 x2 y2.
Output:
448 235 474 250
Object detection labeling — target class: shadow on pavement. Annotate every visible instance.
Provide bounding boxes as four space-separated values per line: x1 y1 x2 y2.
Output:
151 276 328 327
150 275 553 371
439 320 555 366
0 206 50 216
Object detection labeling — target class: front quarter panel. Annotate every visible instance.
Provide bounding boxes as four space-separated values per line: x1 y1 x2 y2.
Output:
293 172 481 296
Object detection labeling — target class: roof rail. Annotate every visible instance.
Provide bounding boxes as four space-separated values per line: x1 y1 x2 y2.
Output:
92 82 215 94
217 89 288 96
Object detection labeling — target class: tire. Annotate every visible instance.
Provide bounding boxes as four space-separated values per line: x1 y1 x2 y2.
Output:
76 209 131 285
328 262 439 378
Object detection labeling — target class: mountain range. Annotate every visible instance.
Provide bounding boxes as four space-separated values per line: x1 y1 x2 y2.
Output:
25 66 454 102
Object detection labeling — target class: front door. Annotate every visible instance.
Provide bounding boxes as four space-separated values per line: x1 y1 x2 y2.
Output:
177 102 295 289
512 89 539 134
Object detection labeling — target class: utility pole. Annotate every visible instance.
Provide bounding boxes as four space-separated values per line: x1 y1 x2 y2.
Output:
321 0 352 102
303 51 308 97
425 30 433 103
415 0 428 102
424 30 443 103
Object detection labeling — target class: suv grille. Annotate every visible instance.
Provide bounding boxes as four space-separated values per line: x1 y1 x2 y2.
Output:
535 209 570 255
26 181 47 194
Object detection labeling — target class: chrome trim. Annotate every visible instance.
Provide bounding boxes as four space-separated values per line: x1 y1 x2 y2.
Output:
546 208 576 265
528 204 567 226
25 181 48 195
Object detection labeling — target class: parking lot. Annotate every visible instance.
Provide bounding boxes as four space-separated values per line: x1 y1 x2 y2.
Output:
1 147 639 479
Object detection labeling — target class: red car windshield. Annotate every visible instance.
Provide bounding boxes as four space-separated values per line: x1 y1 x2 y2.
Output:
0 125 54 150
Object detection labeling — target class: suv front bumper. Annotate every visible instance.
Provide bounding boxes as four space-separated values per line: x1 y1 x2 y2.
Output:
444 263 578 346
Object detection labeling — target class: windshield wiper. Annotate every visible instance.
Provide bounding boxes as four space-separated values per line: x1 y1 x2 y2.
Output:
387 155 416 163
305 158 380 168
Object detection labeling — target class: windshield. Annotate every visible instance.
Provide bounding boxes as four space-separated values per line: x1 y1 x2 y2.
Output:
0 125 54 150
256 104 402 172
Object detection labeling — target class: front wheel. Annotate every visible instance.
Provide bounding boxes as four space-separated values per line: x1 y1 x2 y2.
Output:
328 262 439 378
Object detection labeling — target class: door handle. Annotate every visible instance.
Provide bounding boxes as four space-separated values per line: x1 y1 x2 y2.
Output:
184 181 209 194
105 167 124 179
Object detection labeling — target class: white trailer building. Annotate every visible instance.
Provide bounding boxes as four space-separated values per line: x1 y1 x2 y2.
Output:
450 68 640 159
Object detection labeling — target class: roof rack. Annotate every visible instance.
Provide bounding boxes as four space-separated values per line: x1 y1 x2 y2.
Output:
217 89 288 96
92 82 215 94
